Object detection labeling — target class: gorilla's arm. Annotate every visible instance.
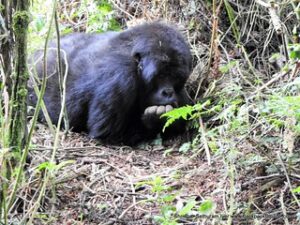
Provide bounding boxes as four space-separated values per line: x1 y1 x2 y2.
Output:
81 55 141 143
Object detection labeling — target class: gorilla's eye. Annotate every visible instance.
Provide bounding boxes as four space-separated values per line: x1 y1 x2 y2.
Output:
133 52 141 62
174 81 185 92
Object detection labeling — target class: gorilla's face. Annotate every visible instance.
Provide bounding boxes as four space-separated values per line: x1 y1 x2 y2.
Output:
134 42 192 110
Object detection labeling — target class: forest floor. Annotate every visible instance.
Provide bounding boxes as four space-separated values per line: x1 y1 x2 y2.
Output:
30 127 220 225
27 123 299 225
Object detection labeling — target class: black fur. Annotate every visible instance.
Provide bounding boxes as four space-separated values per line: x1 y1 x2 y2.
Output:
29 22 193 145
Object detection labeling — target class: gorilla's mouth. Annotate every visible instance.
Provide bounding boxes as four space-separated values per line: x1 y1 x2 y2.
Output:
143 104 176 116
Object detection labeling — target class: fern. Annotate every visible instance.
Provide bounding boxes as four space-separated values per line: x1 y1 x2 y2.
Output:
161 106 193 132
161 100 213 132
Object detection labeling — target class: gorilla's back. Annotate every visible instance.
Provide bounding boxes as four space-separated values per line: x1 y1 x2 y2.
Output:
29 31 118 124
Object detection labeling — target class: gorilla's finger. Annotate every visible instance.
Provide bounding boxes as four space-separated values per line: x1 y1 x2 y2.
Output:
144 106 158 115
165 105 173 112
156 106 166 115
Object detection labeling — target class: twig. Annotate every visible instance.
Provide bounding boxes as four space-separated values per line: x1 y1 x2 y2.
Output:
255 0 269 8
54 11 69 131
199 117 211 165
277 152 300 208
110 0 134 20
248 70 290 99
269 2 282 34
256 0 282 31
99 159 137 217
118 200 146 219
227 161 236 225
280 184 290 225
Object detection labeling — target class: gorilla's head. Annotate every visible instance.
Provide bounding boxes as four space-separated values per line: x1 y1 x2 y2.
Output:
130 23 192 109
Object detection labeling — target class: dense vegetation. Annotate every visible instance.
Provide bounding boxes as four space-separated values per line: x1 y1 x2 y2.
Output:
1 0 300 224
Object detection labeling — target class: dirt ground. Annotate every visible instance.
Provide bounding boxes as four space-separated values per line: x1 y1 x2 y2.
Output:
21 123 298 225
29 127 222 224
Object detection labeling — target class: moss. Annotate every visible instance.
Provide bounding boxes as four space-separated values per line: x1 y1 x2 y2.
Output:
0 4 4 12
23 71 29 80
18 88 28 97
12 11 31 34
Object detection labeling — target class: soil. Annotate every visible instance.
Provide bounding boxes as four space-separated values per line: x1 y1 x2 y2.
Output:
24 124 299 225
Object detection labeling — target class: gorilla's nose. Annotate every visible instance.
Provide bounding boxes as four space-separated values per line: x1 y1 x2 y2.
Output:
161 87 175 98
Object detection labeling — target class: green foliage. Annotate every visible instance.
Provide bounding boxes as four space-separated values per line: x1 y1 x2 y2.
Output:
153 205 178 225
198 199 215 215
137 176 216 224
136 176 170 194
262 95 300 132
161 100 216 133
178 142 192 153
219 60 238 74
37 160 74 173
153 197 216 225
161 105 193 132
86 0 121 33
28 0 120 51
224 0 240 44
292 186 300 194
178 200 196 216
272 44 300 74
161 79 253 156
269 53 281 62
289 43 300 60
33 15 46 33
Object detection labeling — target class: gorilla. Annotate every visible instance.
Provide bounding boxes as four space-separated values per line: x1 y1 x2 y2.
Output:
29 22 193 145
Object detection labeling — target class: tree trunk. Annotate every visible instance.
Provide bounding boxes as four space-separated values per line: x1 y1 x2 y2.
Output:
8 0 30 151
0 0 30 222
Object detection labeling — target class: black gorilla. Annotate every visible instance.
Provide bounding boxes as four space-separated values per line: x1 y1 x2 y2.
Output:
29 22 193 145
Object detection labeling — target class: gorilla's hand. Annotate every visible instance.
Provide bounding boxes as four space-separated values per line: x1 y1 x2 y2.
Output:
144 105 174 116
142 105 174 130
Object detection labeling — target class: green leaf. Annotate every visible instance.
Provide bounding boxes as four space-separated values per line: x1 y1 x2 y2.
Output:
55 160 75 171
161 205 177 217
208 141 218 153
161 105 193 132
224 0 240 43
37 162 56 171
269 53 281 62
178 142 191 153
178 200 196 216
292 186 300 194
37 160 74 172
162 194 176 202
289 44 300 59
219 60 238 74
163 148 174 156
98 1 112 14
198 199 215 215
